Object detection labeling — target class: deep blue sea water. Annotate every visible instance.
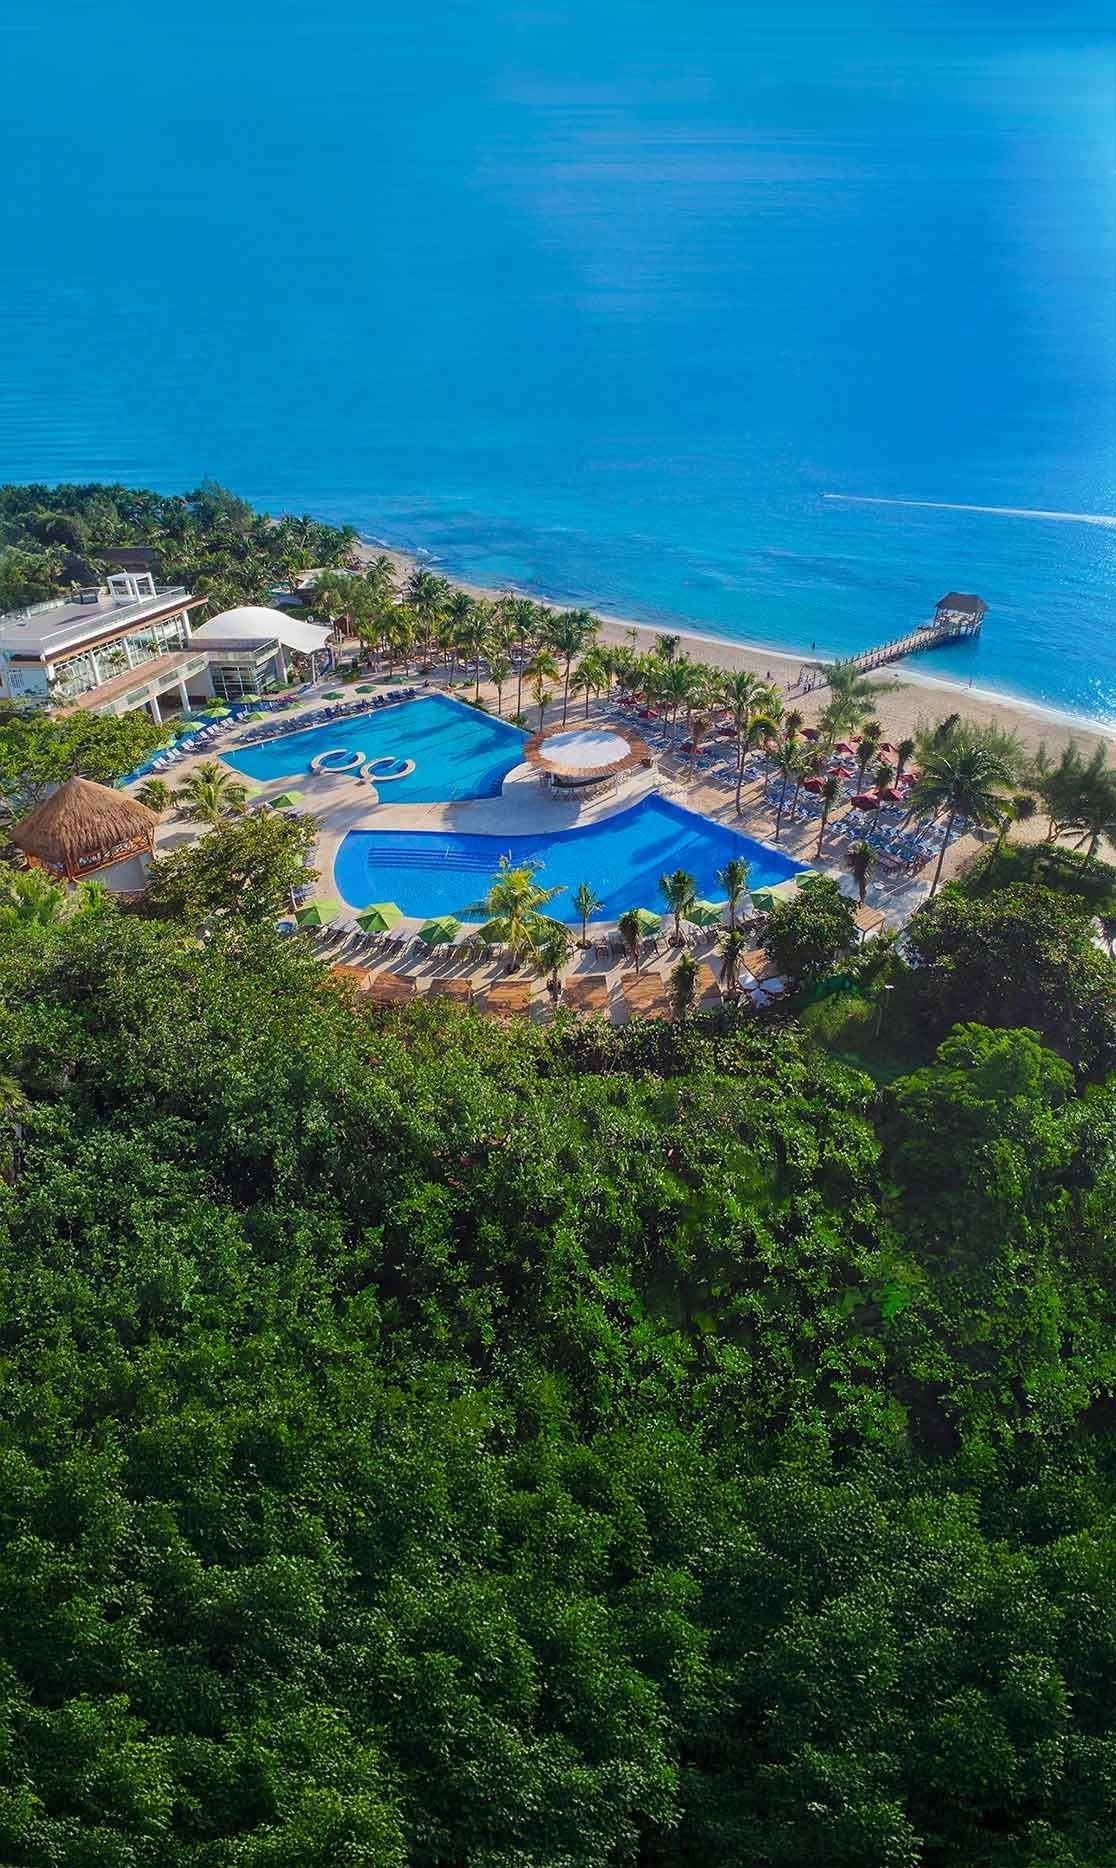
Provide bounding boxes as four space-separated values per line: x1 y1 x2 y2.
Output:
333 794 803 919
224 694 525 798
2 4 1114 719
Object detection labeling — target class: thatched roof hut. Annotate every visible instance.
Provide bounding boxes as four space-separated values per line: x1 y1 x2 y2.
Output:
10 776 158 882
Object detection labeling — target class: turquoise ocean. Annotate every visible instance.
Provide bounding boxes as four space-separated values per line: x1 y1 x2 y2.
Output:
1 2 1114 719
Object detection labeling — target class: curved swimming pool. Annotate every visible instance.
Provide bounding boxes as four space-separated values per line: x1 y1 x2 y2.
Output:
334 793 805 920
223 693 526 801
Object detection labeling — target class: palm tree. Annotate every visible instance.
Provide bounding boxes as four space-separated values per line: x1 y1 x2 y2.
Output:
546 609 597 725
481 856 562 957
504 596 540 719
405 568 450 662
457 601 492 702
531 921 573 1006
717 856 749 931
363 554 398 611
136 777 173 813
660 867 696 944
488 653 512 716
856 721 884 790
905 739 1013 894
773 741 804 841
817 665 890 744
845 838 877 905
754 699 783 798
572 881 603 949
618 909 644 973
174 761 250 828
656 659 699 747
717 926 749 1002
530 671 554 732
719 670 774 814
0 868 69 927
669 953 698 1025
572 646 611 718
893 737 916 783
686 711 712 783
815 772 840 857
783 708 805 743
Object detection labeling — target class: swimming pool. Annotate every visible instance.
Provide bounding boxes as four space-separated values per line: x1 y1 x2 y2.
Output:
223 693 526 801
334 793 806 920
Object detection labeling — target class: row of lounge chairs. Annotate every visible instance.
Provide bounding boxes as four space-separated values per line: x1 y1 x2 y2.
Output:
237 687 423 745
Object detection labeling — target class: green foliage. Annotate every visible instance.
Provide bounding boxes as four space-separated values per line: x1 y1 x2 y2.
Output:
138 811 317 927
0 481 356 618
904 882 1116 1074
0 708 167 816
966 838 1116 914
763 873 857 981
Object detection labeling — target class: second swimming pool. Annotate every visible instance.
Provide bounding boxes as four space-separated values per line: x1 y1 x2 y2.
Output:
223 693 526 801
334 792 806 920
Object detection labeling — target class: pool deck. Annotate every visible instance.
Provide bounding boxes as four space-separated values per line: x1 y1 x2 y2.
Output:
144 675 955 926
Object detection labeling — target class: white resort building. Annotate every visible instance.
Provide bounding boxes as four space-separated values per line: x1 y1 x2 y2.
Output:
0 573 209 721
0 581 333 720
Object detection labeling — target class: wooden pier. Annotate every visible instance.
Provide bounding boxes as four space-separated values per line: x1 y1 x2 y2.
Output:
827 592 987 680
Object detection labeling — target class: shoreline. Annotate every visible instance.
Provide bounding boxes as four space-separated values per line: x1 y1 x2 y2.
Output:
355 535 1116 760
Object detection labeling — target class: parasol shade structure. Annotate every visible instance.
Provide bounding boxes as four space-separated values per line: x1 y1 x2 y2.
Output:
269 790 306 810
417 915 462 947
294 898 340 927
355 903 403 933
851 792 881 810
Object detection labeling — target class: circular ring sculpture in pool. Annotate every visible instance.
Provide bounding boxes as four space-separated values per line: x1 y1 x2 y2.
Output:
310 748 363 775
522 723 651 789
361 755 416 782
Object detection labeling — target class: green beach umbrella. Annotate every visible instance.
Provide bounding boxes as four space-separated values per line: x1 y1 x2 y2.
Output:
688 900 725 929
417 915 462 947
750 888 778 912
270 789 306 809
356 684 378 693
355 902 402 933
294 898 340 928
323 690 344 699
203 703 232 717
631 907 662 934
768 876 802 901
240 692 262 702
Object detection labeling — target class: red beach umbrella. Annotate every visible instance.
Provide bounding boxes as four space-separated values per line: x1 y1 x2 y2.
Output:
835 740 856 755
802 774 825 793
851 791 880 810
879 786 904 803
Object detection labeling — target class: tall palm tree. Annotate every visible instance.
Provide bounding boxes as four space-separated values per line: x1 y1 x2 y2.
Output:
720 670 775 814
572 646 611 718
481 857 562 957
669 953 698 1025
686 711 712 782
363 554 398 610
444 590 477 683
845 839 877 905
717 926 749 1002
717 856 749 931
893 737 917 783
531 921 573 1006
905 739 1013 893
856 721 884 790
660 867 696 944
753 699 783 798
817 665 890 744
174 761 250 828
504 596 540 719
488 653 512 716
618 909 644 973
773 741 805 841
458 601 492 702
405 567 450 662
815 772 840 856
546 609 598 725
530 671 554 732
656 659 699 747
572 881 603 949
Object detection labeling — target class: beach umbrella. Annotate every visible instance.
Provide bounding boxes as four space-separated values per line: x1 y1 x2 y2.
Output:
203 703 232 717
851 792 880 810
802 774 824 793
688 900 725 929
750 887 778 912
294 898 340 928
879 786 905 804
269 789 306 809
323 690 344 699
768 876 802 901
631 907 662 933
834 740 856 755
355 902 403 933
356 684 378 693
418 915 462 947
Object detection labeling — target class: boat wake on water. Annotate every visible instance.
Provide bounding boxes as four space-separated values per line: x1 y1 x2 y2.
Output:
823 493 1116 529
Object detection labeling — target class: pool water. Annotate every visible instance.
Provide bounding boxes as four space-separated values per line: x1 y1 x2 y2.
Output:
223 693 526 801
334 793 805 920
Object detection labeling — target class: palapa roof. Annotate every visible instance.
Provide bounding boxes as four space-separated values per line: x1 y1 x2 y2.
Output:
935 592 986 616
11 776 158 876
